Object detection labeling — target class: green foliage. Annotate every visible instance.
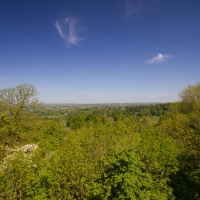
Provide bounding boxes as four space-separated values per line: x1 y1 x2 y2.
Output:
56 117 139 199
159 82 200 199
89 149 150 199
137 128 179 177
0 84 42 160
1 83 200 199
0 147 46 199
89 149 176 200
123 104 170 117
179 82 200 103
66 114 108 130
0 121 65 199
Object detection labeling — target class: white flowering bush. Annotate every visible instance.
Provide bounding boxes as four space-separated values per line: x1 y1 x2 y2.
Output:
0 143 38 172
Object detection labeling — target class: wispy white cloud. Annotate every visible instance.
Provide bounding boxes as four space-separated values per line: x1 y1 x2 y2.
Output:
55 17 85 46
147 53 172 64
125 0 142 18
125 0 160 19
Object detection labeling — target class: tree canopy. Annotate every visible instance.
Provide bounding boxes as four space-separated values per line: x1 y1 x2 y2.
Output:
0 83 200 199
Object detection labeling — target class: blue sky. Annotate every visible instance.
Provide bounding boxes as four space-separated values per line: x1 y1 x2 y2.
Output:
0 0 200 103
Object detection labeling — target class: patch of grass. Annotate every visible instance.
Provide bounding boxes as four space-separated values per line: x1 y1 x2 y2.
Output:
146 116 160 126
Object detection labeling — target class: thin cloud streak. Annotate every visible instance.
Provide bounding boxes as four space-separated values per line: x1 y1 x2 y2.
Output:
147 53 172 64
126 0 142 18
55 17 84 46
125 0 160 19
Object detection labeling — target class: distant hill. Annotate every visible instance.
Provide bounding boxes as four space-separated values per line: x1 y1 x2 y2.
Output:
43 102 171 107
